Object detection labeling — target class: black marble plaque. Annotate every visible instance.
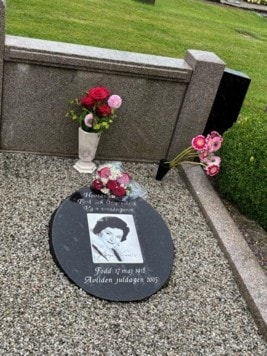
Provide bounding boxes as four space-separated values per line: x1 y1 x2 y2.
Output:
203 67 251 135
49 187 174 301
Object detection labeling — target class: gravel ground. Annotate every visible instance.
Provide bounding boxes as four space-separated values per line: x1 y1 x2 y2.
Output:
1 152 266 355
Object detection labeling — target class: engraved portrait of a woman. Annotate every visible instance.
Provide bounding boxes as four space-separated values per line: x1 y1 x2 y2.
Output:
88 215 143 264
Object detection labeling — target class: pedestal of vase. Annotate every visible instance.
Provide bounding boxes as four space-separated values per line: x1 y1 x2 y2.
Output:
73 160 97 174
73 128 101 174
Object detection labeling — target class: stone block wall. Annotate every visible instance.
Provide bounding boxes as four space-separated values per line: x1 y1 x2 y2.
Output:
0 0 225 162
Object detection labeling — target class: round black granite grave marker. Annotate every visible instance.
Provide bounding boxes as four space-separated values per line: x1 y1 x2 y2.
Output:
49 187 174 301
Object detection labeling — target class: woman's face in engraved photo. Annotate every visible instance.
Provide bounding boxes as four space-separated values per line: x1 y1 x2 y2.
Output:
99 227 124 249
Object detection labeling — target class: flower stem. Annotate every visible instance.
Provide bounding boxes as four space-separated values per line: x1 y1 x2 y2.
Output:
168 146 199 168
179 161 206 166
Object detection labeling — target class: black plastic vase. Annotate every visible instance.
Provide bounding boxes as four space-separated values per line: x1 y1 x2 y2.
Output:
155 159 171 181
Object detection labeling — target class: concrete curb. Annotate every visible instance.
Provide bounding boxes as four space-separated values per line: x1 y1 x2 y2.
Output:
180 165 267 340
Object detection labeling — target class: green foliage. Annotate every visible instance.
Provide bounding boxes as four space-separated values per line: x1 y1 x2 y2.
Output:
216 114 267 230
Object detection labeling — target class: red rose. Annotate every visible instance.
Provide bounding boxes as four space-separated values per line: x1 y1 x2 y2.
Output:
92 179 104 191
112 185 126 197
107 180 119 191
88 86 110 101
97 104 112 117
80 95 95 108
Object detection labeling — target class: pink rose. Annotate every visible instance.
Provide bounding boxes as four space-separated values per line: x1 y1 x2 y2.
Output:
88 86 110 101
107 95 122 109
84 113 93 127
96 104 112 117
98 166 111 178
117 172 131 185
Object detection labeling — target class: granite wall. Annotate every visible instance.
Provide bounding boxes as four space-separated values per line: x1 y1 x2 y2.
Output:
0 1 225 162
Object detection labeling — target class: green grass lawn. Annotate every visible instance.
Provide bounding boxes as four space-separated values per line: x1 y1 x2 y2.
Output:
5 0 267 116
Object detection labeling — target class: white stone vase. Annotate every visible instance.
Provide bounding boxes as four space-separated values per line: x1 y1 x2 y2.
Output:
73 127 101 173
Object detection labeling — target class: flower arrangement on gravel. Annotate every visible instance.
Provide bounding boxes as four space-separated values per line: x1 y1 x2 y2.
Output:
156 131 223 180
66 86 122 133
91 162 146 201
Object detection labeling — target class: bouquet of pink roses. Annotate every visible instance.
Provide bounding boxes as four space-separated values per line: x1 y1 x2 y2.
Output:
91 162 146 201
66 86 122 133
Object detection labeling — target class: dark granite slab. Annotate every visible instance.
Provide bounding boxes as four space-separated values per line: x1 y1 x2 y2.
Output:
49 187 174 301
